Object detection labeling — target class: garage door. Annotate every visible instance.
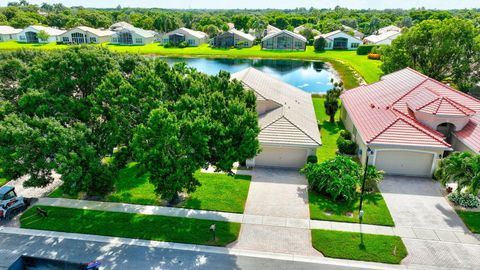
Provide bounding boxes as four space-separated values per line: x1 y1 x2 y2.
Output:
374 150 434 177
255 147 308 169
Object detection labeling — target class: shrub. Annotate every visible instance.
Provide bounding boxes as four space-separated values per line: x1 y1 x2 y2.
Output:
448 192 480 208
236 41 247 47
314 37 326 52
163 42 172 48
368 53 381 60
364 165 385 191
301 156 360 201
307 155 318 164
336 136 357 155
339 130 352 140
356 45 376 55
178 41 189 48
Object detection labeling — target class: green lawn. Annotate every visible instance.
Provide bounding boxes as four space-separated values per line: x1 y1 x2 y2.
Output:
309 191 394 226
457 210 480 233
0 41 382 88
312 97 344 162
312 230 407 264
50 162 251 213
0 178 7 187
21 206 240 246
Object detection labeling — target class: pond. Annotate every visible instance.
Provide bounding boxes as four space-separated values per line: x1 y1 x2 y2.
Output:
162 57 337 93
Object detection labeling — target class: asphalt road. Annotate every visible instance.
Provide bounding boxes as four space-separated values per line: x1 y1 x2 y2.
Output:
0 232 375 270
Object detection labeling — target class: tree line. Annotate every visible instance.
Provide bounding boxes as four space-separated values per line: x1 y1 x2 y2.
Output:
1 1 479 36
0 47 260 201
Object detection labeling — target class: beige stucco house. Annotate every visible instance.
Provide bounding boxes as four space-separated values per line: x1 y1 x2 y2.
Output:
315 30 363 50
161 27 209 47
341 68 480 177
232 68 322 169
59 26 114 44
0 26 22 42
110 22 157 45
17 25 66 43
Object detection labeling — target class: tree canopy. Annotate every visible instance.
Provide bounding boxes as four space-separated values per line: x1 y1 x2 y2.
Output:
381 18 480 92
0 47 259 199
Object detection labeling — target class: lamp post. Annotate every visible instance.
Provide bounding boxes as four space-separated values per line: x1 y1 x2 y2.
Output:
358 147 373 223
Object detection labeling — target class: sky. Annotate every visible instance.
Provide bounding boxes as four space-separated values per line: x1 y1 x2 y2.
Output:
1 0 479 10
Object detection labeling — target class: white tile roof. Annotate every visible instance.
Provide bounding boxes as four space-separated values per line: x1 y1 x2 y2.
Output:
65 26 114 37
262 29 307 43
166 27 208 39
110 21 155 38
364 31 401 44
28 25 66 36
232 68 321 147
229 29 255 42
0 25 22 35
378 25 401 34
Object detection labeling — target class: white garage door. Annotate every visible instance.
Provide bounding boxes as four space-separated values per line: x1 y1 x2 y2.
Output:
375 150 434 177
255 147 308 169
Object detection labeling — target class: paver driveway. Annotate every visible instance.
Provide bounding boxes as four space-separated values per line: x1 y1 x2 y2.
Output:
379 176 467 231
231 168 320 256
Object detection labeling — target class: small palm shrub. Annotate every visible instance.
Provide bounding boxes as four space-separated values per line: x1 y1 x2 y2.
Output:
365 165 385 191
448 192 480 208
301 156 360 201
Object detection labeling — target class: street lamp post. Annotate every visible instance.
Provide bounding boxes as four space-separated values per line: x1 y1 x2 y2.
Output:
358 147 373 223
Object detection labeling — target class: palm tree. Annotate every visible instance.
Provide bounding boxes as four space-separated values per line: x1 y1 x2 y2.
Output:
324 90 339 123
435 152 479 195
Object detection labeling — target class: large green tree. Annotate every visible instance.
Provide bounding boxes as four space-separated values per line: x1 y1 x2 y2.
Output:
381 18 480 92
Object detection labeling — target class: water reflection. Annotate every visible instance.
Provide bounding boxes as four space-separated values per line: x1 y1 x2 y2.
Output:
162 57 335 93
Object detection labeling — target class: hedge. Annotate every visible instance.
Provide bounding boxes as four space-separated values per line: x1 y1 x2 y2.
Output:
357 44 387 55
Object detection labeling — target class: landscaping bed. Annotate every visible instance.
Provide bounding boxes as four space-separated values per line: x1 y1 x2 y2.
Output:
21 206 240 246
311 229 407 264
309 190 394 226
456 210 480 233
49 162 251 213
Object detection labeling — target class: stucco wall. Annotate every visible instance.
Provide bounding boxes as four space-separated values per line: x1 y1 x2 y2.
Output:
323 31 363 50
0 33 17 42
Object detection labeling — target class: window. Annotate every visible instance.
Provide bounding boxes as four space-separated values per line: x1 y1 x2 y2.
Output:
0 36 3 42
90 37 97 43
62 37 70 42
118 32 133 44
136 38 143 44
350 42 360 48
163 38 168 43
188 39 195 45
71 32 86 44
4 190 16 200
295 41 303 48
112 37 118 43
19 35 26 41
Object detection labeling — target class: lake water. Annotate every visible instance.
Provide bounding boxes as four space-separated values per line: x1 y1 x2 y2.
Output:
162 57 337 93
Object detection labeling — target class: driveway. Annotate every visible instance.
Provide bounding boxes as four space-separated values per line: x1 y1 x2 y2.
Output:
379 176 468 232
231 168 320 256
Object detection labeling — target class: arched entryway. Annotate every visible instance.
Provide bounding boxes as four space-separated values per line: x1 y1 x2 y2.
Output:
436 122 456 144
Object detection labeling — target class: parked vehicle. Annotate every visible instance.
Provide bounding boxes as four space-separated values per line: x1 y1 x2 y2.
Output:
0 186 29 219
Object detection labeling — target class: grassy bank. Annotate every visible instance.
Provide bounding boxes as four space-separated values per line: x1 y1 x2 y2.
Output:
50 162 251 213
456 210 480 233
312 230 407 264
21 206 240 246
309 191 394 226
0 41 383 88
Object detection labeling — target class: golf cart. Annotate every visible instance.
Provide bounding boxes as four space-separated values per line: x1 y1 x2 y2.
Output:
0 186 28 220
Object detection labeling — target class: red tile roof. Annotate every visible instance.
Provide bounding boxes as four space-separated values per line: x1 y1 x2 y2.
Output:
341 68 480 151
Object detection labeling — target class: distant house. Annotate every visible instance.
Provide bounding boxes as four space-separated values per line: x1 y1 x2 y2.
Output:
249 24 280 39
17 25 65 43
261 30 307 51
227 23 235 30
59 26 114 44
377 25 402 34
110 22 156 45
0 26 22 42
341 68 480 177
232 68 321 169
341 25 364 39
315 30 363 50
213 29 255 48
293 25 320 36
161 27 208 47
363 31 401 45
